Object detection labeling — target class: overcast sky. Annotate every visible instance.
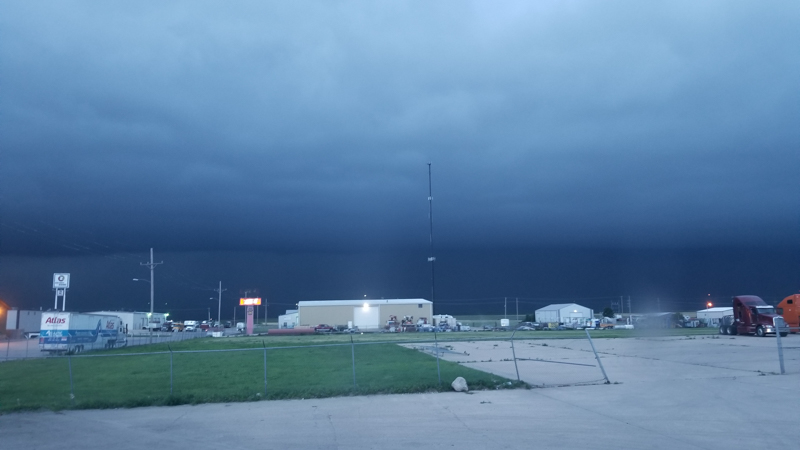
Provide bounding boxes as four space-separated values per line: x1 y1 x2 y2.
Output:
1 1 799 316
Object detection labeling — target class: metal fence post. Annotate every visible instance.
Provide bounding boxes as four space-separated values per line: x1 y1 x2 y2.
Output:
168 344 174 395
67 353 75 406
350 335 357 389
585 329 610 384
263 341 268 397
433 330 442 385
25 337 30 360
509 329 520 382
774 317 786 375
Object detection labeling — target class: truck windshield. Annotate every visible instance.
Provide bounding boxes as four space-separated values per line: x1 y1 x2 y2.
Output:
755 306 775 315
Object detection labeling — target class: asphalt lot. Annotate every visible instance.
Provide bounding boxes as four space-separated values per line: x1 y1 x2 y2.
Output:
2 334 798 449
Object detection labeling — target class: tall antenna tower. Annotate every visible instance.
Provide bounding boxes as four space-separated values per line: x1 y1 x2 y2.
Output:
428 163 436 307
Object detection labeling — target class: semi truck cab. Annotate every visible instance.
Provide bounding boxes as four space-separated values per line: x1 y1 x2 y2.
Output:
720 295 788 337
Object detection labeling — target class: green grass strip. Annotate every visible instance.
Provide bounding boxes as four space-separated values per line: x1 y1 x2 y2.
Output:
0 343 522 413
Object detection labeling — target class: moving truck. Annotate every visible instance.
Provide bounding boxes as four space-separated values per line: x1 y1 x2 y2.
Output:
39 312 127 354
719 295 788 337
777 294 800 333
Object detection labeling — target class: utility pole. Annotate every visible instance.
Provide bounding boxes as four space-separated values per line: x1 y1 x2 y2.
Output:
214 281 226 324
516 297 519 321
427 163 436 311
504 297 507 318
139 248 163 315
627 296 632 314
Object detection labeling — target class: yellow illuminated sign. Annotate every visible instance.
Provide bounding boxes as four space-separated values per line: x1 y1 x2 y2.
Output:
239 298 262 306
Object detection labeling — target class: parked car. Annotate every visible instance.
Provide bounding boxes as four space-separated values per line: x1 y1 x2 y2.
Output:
223 321 232 328
314 324 335 333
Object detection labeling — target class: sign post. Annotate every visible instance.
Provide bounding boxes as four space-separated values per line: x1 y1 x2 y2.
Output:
240 298 261 335
53 273 70 311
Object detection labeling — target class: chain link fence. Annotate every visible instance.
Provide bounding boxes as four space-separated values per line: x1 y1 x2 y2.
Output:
1 330 210 362
1 331 612 411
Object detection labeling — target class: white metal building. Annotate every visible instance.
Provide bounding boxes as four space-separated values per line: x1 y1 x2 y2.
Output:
697 307 733 326
535 303 593 325
278 310 299 329
298 299 433 331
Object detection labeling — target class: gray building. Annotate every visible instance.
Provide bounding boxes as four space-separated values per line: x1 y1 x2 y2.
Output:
5 309 42 338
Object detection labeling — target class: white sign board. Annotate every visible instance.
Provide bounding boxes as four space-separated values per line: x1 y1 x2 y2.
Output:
53 273 70 289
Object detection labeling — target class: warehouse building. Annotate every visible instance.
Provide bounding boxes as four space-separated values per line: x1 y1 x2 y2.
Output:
298 299 433 331
535 303 593 325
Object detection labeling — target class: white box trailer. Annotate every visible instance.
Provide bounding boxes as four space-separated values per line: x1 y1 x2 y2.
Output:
90 311 165 334
432 314 457 329
39 312 127 354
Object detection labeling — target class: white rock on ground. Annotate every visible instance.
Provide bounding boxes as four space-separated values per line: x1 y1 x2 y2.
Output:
451 376 468 392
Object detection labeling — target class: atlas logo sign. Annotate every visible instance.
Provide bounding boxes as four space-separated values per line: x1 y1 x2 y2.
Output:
45 317 66 325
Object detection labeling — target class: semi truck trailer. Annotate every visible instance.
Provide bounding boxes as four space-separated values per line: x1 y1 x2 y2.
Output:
777 294 799 333
39 312 127 354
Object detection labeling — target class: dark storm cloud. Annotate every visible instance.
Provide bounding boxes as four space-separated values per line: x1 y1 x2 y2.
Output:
2 0 799 257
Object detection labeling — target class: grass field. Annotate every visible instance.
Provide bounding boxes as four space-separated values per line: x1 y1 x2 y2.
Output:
0 327 716 413
0 336 521 413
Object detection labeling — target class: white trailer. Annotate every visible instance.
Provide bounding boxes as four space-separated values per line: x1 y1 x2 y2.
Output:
432 314 457 329
39 312 127 354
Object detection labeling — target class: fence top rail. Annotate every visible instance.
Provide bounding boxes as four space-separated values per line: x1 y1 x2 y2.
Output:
36 334 600 359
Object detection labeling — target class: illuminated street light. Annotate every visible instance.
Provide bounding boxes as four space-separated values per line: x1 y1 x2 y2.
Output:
132 278 153 314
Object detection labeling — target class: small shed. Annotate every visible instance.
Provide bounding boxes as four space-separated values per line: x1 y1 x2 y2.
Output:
697 307 733 326
278 310 299 329
535 303 593 325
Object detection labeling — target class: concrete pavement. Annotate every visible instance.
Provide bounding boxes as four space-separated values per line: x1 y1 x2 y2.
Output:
2 334 798 449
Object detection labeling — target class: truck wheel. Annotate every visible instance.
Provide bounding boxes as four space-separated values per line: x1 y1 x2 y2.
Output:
728 326 738 335
755 326 766 337
719 325 728 335
780 332 788 337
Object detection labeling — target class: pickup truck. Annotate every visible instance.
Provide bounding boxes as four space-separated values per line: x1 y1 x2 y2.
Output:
314 324 335 333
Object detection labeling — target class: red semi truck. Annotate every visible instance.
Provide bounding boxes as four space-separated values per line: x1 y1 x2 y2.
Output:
719 295 788 337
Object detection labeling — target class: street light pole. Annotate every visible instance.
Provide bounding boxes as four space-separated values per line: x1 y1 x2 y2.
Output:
214 281 226 324
139 248 163 315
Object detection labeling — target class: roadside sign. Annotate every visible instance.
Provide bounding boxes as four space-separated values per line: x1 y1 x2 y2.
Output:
240 298 262 305
53 273 70 289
